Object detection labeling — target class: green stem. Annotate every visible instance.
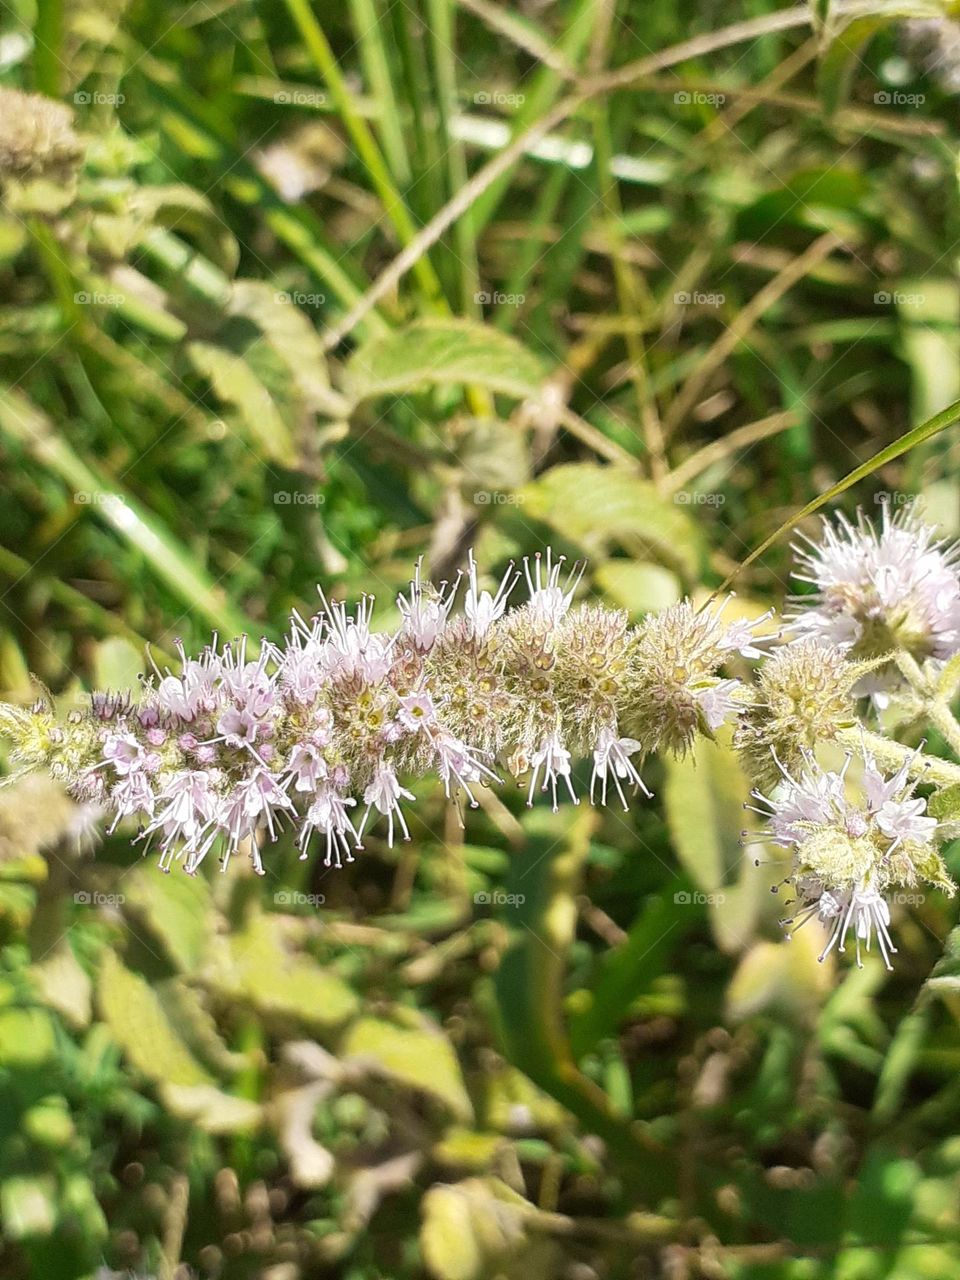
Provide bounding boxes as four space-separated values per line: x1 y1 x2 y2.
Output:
893 649 932 697
835 726 960 790
891 650 960 757
34 0 63 96
927 701 960 759
495 809 672 1193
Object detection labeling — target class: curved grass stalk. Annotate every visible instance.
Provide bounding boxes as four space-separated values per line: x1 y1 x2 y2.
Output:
711 395 960 598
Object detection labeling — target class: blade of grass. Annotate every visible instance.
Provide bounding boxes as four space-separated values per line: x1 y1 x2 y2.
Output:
281 0 446 305
324 2 841 351
456 0 577 78
0 544 176 666
0 387 256 640
711 394 960 598
136 57 390 336
469 0 597 232
33 0 63 96
590 104 666 480
662 410 801 493
425 0 484 318
322 93 585 351
348 0 413 185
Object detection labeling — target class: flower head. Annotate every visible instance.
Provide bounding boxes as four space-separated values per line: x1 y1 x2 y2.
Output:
0 87 83 182
750 750 953 968
791 505 960 665
735 639 860 790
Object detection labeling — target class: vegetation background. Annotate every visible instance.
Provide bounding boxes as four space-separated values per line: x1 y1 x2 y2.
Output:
2 0 960 1276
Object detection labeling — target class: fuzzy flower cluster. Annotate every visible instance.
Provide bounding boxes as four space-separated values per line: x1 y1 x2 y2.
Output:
0 87 83 183
0 552 763 876
751 751 952 969
791 504 960 666
4 504 960 973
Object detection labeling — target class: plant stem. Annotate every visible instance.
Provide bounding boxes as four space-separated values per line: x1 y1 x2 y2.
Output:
926 701 960 759
891 651 960 757
835 726 960 790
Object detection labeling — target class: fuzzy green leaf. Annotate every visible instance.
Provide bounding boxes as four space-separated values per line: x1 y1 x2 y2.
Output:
344 319 546 403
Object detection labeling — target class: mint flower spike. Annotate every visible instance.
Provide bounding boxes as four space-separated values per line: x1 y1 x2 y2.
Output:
748 747 954 970
790 504 960 674
0 551 764 875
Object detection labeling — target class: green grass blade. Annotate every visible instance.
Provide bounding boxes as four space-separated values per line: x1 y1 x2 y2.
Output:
713 395 960 597
0 387 256 641
281 0 446 305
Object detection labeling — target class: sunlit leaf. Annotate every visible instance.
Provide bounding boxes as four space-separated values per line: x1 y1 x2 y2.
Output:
342 1012 473 1121
97 951 212 1088
421 1177 559 1280
344 319 547 403
518 463 702 580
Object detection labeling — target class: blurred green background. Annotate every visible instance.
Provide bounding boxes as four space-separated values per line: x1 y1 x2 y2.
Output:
3 0 960 1276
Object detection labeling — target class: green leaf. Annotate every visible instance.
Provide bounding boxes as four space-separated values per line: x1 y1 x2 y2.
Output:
420 1177 560 1280
29 943 92 1030
727 932 833 1022
593 560 681 616
0 1006 57 1068
161 1083 261 1134
568 892 693 1057
203 912 358 1031
0 1175 58 1240
662 732 768 950
872 1001 934 1124
923 923 960 1000
937 652 960 701
344 319 547 403
95 183 239 272
92 637 144 696
495 808 668 1188
518 463 702 581
839 1147 920 1257
342 1012 473 1121
456 417 531 495
228 280 344 417
187 341 299 467
928 784 960 824
122 864 214 972
97 951 212 1088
